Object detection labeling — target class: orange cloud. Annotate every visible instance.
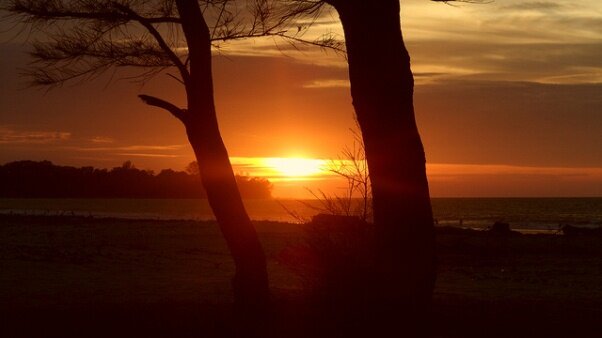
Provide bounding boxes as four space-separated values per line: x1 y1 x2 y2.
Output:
0 126 71 144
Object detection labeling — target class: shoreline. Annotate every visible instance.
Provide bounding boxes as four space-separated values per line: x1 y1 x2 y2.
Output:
3 197 601 230
0 212 595 235
2 213 602 337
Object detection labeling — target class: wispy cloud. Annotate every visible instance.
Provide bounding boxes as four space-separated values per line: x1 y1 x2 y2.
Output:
402 0 602 85
212 39 346 68
205 0 602 86
426 163 602 197
427 163 602 179
408 41 602 84
89 136 115 144
59 144 186 162
500 1 564 12
302 79 349 89
69 144 184 152
120 145 183 151
0 126 71 144
114 153 179 158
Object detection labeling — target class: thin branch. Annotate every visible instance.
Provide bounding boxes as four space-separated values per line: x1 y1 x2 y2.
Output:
166 72 185 85
112 3 190 85
6 0 181 24
138 94 187 123
211 1 229 40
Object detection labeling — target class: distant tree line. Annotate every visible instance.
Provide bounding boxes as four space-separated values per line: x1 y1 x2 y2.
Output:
0 161 272 199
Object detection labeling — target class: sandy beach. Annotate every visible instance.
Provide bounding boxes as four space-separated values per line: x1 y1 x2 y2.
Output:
1 214 601 337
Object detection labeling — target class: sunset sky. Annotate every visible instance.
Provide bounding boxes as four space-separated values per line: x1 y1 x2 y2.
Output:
1 0 601 198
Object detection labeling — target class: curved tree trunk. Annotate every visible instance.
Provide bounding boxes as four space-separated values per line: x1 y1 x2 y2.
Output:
333 0 436 333
174 0 270 321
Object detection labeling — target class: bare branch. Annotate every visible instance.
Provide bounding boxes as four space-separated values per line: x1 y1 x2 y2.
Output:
5 0 348 88
138 94 187 123
166 72 185 85
111 3 190 85
5 0 187 86
5 0 180 24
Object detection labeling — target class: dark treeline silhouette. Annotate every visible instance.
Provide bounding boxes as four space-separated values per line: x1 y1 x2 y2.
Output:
0 160 272 199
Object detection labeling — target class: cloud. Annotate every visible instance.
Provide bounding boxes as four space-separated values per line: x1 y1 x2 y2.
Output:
69 144 184 152
212 39 346 68
114 153 179 158
119 145 183 151
427 163 602 178
302 79 350 89
399 0 602 85
426 163 602 197
205 1 602 86
500 1 564 11
407 40 602 84
89 136 115 144
0 126 71 144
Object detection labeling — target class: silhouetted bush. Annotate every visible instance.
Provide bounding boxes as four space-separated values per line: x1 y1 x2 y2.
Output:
279 213 382 333
0 160 272 199
297 127 372 223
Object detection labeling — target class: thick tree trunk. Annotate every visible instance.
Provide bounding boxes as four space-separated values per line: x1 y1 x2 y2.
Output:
174 0 270 320
186 118 271 314
334 0 436 332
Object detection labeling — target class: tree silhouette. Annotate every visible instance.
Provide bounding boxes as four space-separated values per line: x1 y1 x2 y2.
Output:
3 0 303 328
0 160 273 199
281 0 484 333
329 3 436 332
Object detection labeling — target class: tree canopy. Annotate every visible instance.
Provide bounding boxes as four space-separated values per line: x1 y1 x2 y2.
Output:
0 160 273 199
2 0 340 87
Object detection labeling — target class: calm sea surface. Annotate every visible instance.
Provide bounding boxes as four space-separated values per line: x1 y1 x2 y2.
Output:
1 198 601 231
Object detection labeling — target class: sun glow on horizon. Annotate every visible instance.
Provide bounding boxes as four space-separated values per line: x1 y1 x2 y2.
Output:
230 156 332 182
263 157 327 179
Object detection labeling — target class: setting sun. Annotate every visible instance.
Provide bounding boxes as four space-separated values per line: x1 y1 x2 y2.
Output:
230 156 332 182
228 156 343 197
262 157 327 179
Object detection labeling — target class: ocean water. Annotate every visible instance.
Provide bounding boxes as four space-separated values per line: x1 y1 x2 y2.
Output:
1 198 601 231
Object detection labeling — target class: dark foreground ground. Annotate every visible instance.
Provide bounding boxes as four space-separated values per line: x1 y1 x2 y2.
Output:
1 214 601 337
